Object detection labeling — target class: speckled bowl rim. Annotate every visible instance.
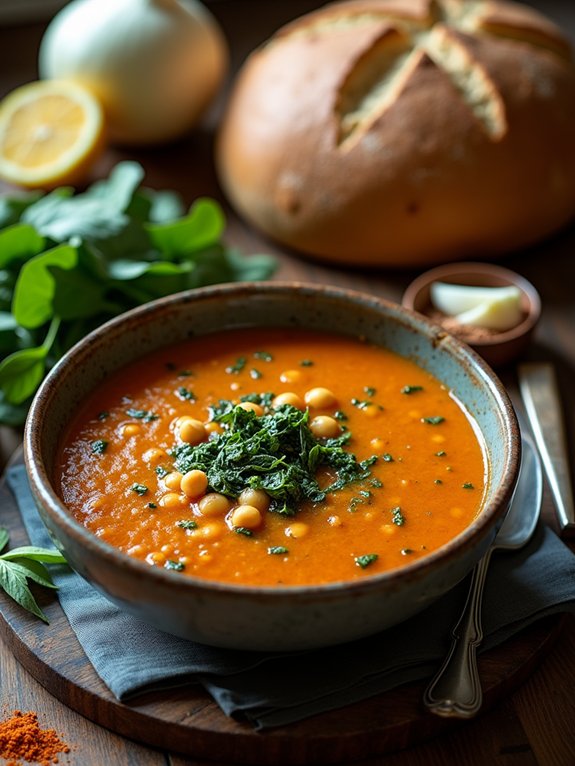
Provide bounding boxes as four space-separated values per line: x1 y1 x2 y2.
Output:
402 261 542 347
24 281 521 600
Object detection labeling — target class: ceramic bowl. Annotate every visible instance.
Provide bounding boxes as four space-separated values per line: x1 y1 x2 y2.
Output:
24 283 520 651
402 262 541 368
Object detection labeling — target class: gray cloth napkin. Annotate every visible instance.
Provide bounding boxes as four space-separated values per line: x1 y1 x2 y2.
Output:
6 464 575 729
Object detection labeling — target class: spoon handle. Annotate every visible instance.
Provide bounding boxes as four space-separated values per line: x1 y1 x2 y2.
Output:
423 550 492 718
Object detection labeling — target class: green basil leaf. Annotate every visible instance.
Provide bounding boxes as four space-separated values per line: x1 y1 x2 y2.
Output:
1 545 66 563
0 223 45 268
13 244 77 328
2 559 58 589
0 346 47 404
143 189 185 223
0 559 49 623
83 161 145 210
146 198 225 258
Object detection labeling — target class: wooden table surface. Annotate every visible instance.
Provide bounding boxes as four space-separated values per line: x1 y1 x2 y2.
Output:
1 2 575 764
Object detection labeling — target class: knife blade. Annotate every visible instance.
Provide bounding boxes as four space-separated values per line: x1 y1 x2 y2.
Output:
518 362 575 538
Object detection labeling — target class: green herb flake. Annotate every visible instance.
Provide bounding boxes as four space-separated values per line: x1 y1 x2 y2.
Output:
254 351 273 362
435 450 447 457
234 526 253 537
462 482 475 490
382 453 394 462
126 408 158 422
434 479 443 485
299 359 314 367
165 560 185 571
370 478 383 489
250 368 263 380
155 465 169 478
334 410 348 422
177 519 198 530
131 483 148 496
97 410 109 421
178 370 192 378
226 357 247 374
176 386 195 401
422 416 445 425
364 386 376 397
391 506 406 526
401 548 414 556
355 553 379 569
268 546 289 555
351 398 371 410
401 385 423 395
91 439 108 455
147 502 157 509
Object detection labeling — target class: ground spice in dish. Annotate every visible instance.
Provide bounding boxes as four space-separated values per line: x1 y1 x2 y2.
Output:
0 710 70 765
428 309 525 342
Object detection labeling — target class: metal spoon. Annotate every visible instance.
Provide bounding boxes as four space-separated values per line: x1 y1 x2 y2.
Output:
423 434 543 718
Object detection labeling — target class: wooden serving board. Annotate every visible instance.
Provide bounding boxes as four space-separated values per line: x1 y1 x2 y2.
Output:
0 469 563 766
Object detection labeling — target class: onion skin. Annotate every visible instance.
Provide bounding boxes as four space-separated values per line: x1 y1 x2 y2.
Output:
39 0 229 146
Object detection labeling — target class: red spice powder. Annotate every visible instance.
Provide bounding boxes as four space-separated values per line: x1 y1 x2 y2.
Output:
0 710 70 766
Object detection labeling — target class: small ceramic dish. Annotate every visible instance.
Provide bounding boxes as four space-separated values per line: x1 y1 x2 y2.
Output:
402 262 541 368
24 282 520 651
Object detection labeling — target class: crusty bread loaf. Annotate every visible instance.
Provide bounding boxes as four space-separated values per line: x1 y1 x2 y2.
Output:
216 0 575 267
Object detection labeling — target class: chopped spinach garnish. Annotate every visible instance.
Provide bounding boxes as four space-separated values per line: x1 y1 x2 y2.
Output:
254 351 273 362
401 385 423 394
355 553 378 569
240 391 275 409
131 483 148 496
155 465 169 478
351 398 372 410
177 519 198 530
370 477 383 489
126 408 158 422
435 450 447 457
299 359 314 367
234 526 253 537
364 386 376 397
268 546 288 555
401 548 414 556
226 357 246 374
382 453 394 462
91 439 108 455
434 479 443 485
422 416 445 425
97 410 109 421
176 386 195 401
178 370 192 377
250 368 263 380
147 502 157 509
462 482 475 490
165 560 185 571
171 402 375 516
334 410 348 422
391 506 406 526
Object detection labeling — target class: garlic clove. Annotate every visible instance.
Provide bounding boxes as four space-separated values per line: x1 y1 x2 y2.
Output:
430 282 521 316
453 291 524 331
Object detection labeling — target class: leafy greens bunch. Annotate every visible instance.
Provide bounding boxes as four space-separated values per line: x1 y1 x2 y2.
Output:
172 401 377 516
0 162 276 426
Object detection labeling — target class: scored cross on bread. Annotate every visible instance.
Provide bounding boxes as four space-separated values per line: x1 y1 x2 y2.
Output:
217 0 575 267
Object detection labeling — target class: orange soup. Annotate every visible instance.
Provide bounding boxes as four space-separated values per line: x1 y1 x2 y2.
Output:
56 328 488 586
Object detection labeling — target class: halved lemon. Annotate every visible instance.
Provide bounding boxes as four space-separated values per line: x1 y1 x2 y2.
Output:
0 80 105 189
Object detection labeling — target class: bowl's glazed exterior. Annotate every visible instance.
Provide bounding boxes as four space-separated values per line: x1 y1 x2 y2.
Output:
24 283 520 650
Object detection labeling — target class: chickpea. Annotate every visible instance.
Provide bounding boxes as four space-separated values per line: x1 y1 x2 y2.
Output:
238 488 270 512
273 392 304 410
231 504 263 529
142 447 167 465
178 417 207 445
163 471 183 490
285 522 309 539
181 469 209 498
205 421 223 436
122 423 141 437
280 369 302 384
199 493 231 517
159 492 185 509
310 415 340 439
304 387 337 409
238 401 264 416
370 438 385 450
